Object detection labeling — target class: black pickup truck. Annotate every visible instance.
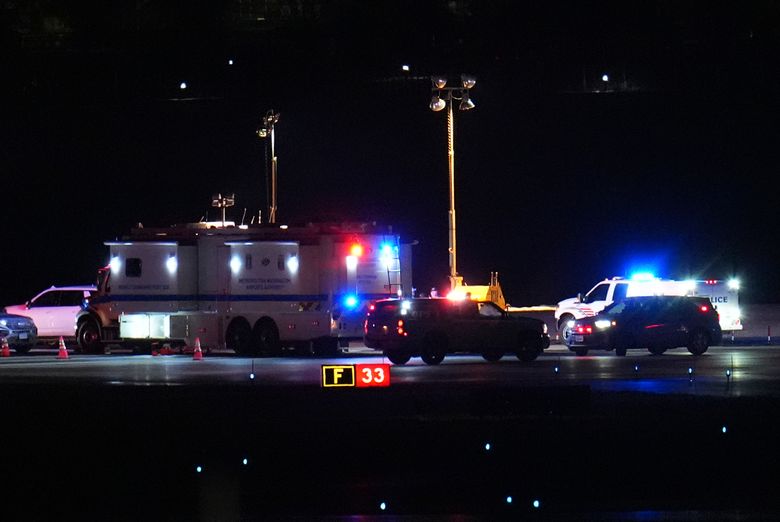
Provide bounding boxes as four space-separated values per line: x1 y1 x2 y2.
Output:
364 298 550 365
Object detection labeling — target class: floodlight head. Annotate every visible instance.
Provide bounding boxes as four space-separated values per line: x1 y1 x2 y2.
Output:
430 95 446 112
461 74 476 89
459 93 475 111
432 76 448 89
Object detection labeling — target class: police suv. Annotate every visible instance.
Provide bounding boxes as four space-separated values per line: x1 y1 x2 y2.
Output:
555 276 741 343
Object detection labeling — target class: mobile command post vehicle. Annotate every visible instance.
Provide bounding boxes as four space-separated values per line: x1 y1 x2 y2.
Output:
555 276 741 342
76 221 411 355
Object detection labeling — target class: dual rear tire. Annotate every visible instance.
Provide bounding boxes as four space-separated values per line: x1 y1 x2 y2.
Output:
226 317 281 357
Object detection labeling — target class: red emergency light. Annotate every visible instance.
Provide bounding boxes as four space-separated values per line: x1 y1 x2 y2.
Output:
350 243 364 257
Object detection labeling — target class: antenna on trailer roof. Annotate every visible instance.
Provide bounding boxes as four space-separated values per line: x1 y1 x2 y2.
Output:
211 193 235 227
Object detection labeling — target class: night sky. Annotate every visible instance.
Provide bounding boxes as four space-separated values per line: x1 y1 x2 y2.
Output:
2 1 779 306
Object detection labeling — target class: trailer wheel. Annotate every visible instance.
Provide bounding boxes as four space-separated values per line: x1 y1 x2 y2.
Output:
77 318 102 354
254 318 281 356
226 318 253 355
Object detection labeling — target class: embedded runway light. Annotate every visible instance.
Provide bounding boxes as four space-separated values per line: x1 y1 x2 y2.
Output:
506 496 513 504
401 64 410 71
228 59 234 65
484 442 491 451
722 426 728 434
196 465 203 473
602 74 609 82
379 502 387 511
180 82 187 90
533 499 541 509
242 458 248 466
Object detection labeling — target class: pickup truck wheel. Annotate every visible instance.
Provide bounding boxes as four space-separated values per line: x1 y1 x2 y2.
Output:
558 314 575 344
481 348 503 362
421 332 447 365
687 330 709 355
517 334 542 362
648 345 667 355
226 318 254 356
385 350 411 365
77 319 102 354
516 347 541 362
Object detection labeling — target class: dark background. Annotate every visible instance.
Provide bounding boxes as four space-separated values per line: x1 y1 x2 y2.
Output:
2 1 779 306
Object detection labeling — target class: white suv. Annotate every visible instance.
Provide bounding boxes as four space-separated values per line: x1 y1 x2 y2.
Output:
4 286 96 341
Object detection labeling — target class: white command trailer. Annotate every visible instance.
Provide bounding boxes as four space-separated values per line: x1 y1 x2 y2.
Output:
77 221 412 355
555 276 742 342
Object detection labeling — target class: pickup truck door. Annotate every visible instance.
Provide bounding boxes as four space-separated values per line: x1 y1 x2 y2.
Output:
476 302 516 350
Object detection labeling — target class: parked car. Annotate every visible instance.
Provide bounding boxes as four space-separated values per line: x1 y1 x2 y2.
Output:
0 313 38 353
4 286 95 342
364 297 550 365
565 295 723 356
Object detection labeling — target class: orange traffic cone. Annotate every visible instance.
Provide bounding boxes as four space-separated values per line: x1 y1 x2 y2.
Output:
1 337 10 357
192 337 203 361
57 336 69 360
